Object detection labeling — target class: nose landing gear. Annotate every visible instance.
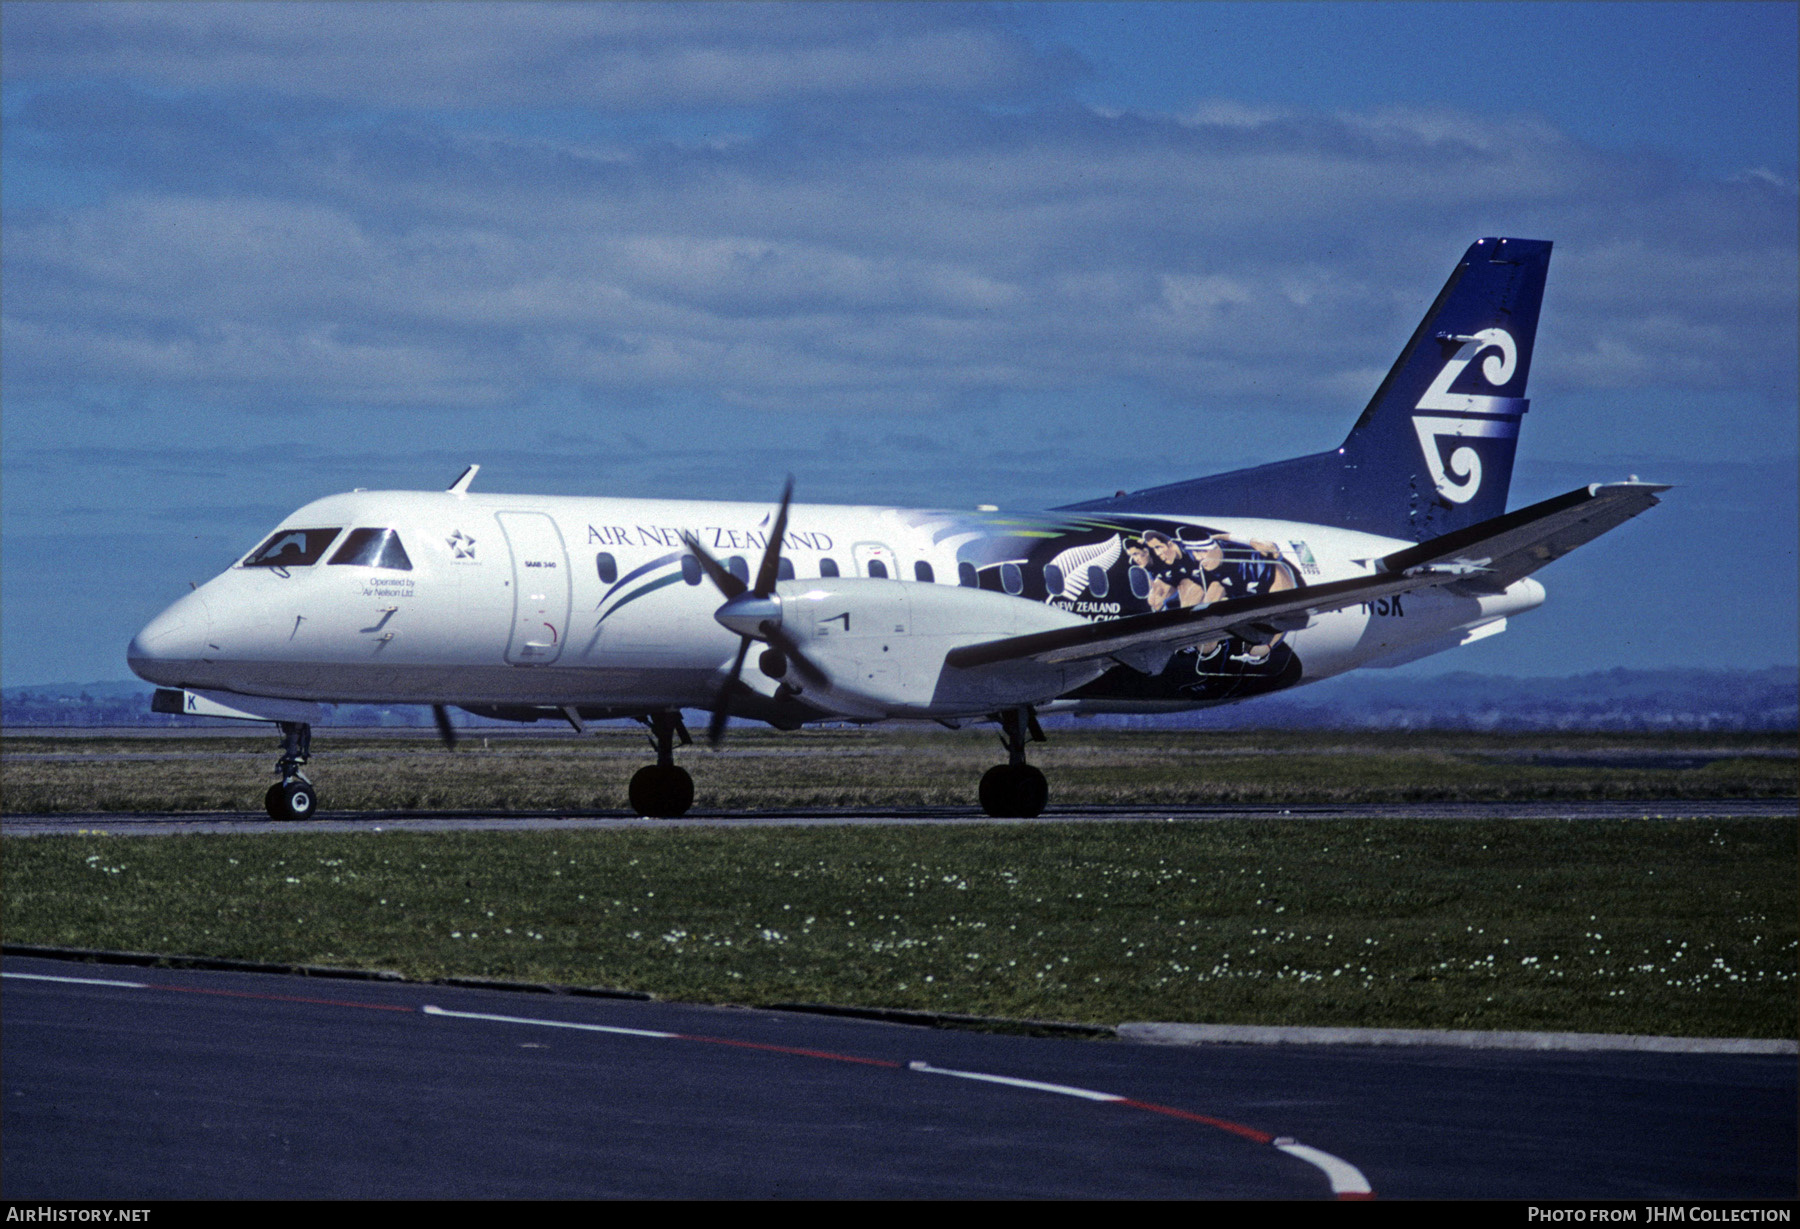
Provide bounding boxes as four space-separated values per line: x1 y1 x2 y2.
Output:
979 706 1048 818
629 712 695 817
264 721 318 821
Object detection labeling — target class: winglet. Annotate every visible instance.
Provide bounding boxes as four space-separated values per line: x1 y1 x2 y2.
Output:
448 465 480 494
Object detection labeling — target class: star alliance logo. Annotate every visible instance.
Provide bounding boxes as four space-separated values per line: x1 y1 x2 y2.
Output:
446 530 477 560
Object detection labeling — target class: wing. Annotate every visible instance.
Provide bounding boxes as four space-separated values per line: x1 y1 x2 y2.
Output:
944 480 1665 673
944 568 1452 672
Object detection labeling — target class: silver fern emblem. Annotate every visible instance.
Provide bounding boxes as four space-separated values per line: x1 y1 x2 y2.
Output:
1046 535 1123 601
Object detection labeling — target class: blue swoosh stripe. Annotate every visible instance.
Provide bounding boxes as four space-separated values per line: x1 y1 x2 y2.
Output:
597 572 687 624
597 550 684 607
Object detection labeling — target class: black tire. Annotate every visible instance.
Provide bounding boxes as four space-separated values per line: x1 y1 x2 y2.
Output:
266 779 316 822
281 779 316 821
629 765 694 818
1014 764 1048 818
979 765 1017 817
628 767 658 816
978 764 1049 818
659 765 695 818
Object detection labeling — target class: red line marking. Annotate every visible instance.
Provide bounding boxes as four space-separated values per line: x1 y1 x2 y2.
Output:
161 985 416 1012
1114 1097 1274 1144
1338 1192 1377 1200
681 1034 903 1068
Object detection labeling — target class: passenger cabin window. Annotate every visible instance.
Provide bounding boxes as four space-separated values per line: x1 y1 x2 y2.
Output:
681 556 703 585
1000 562 1024 596
777 558 795 581
328 528 412 571
1043 564 1065 597
596 552 618 584
727 556 750 584
819 558 840 578
245 527 341 568
914 561 934 583
1087 565 1109 598
1128 566 1151 600
958 561 978 588
866 560 889 579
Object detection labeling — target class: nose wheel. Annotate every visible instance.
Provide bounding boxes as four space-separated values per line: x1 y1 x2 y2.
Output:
630 712 694 817
980 707 1049 818
264 721 318 821
264 778 317 822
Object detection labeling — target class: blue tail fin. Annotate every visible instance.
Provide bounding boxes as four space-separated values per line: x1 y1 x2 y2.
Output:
1060 237 1553 541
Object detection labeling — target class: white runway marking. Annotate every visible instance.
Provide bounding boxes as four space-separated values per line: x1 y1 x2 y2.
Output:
420 1003 676 1039
1275 1138 1376 1199
3 971 148 989
907 1059 1123 1101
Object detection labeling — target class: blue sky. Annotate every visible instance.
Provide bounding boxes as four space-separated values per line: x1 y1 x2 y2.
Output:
3 1 1795 688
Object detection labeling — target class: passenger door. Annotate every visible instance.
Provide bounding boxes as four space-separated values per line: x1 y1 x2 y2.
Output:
496 512 571 665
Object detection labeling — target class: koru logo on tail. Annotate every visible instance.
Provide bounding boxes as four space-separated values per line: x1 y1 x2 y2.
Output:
1412 327 1523 504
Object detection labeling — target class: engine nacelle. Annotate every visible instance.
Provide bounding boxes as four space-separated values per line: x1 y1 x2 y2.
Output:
766 579 1105 717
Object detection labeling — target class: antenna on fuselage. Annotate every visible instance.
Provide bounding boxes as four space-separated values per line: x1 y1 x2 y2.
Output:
447 465 480 494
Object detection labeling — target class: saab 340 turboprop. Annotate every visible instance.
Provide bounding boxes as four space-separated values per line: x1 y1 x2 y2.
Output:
129 237 1665 820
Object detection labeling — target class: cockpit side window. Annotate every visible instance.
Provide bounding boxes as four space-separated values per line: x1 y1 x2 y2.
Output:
328 528 413 571
243 528 342 568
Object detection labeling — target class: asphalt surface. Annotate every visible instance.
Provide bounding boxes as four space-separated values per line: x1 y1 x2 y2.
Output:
3 953 1794 1200
5 797 1796 837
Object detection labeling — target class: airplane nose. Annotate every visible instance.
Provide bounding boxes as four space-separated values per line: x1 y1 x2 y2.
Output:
128 591 215 685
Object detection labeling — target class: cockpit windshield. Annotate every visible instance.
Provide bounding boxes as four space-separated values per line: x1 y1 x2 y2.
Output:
328 528 412 571
242 528 342 568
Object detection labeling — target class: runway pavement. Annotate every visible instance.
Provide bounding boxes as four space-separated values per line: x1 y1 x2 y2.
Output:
4 953 1794 1200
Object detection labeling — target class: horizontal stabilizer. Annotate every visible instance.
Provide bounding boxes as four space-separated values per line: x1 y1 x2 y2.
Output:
1376 480 1668 590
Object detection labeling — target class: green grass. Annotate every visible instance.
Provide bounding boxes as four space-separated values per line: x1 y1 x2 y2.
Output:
5 818 1793 1039
3 728 1794 813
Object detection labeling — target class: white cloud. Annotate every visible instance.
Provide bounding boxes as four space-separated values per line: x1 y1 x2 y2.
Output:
4 2 1058 108
4 10 1793 423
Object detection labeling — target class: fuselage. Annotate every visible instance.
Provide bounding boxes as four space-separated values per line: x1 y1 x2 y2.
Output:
128 487 1545 720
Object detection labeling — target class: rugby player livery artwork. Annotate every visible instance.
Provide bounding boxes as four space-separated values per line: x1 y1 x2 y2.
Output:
129 237 1665 820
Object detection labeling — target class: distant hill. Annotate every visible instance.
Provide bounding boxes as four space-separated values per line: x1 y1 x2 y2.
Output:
1061 666 1799 732
5 668 1795 732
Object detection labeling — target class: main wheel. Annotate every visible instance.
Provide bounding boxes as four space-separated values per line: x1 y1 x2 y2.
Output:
1013 764 1048 818
978 764 1048 818
266 779 317 822
628 765 694 818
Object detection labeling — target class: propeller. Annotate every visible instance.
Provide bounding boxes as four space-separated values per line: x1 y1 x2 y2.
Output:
686 477 829 746
432 703 458 751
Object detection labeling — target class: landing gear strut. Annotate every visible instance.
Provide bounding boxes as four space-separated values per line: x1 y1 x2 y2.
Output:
629 712 695 817
264 721 318 821
979 706 1048 818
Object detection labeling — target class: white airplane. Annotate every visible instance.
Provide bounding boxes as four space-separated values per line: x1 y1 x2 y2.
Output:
129 237 1664 821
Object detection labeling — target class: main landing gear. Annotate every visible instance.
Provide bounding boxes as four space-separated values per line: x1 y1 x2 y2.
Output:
629 712 695 818
979 706 1048 818
264 721 318 821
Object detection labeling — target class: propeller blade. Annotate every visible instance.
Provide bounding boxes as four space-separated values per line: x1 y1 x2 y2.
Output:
753 476 795 596
432 704 458 751
762 624 830 689
684 533 746 599
709 637 753 747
